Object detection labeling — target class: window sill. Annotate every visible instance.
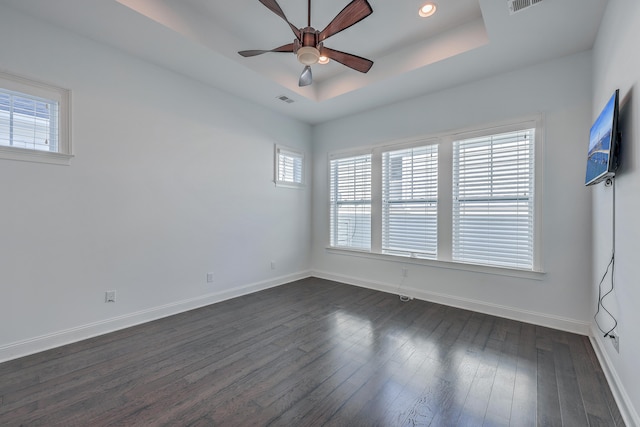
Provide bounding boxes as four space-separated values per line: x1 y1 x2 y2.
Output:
0 146 73 166
325 247 546 281
274 181 305 189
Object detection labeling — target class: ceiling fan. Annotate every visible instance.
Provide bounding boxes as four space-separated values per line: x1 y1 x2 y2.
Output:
238 0 374 87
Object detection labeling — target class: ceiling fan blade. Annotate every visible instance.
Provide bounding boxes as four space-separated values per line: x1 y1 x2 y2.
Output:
299 66 313 87
319 0 373 42
322 47 373 73
258 0 301 40
238 43 295 57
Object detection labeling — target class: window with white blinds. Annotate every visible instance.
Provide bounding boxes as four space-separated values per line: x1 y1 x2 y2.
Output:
382 145 438 258
330 154 372 250
0 89 58 152
275 145 304 187
0 71 71 165
327 118 541 274
452 129 535 269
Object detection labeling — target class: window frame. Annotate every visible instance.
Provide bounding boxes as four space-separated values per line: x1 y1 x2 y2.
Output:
0 71 72 165
381 141 439 259
326 116 544 277
452 127 536 270
274 144 305 188
328 149 373 251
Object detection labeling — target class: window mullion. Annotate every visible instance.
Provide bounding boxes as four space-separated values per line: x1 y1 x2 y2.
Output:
371 148 382 253
438 138 453 261
9 95 14 147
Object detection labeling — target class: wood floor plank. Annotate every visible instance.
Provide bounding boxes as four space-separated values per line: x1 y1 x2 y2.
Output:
455 327 501 426
553 340 589 427
509 322 538 427
537 346 563 427
483 330 519 425
0 278 624 426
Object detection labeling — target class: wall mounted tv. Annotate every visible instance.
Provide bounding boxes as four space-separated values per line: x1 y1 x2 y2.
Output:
585 89 620 186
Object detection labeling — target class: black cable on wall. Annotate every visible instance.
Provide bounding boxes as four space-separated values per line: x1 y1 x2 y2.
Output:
594 177 618 338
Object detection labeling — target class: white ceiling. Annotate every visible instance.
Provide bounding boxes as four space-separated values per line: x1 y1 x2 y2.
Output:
3 0 607 124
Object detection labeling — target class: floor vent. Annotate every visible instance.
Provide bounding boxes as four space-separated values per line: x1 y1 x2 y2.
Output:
508 0 543 15
276 95 295 104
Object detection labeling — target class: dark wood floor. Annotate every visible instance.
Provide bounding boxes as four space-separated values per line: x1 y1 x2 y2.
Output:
0 278 624 426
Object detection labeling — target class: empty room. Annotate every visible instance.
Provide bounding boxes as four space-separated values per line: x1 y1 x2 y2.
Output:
0 0 638 425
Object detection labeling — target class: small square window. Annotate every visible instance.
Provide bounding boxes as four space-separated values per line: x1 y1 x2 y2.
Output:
274 145 304 187
0 71 72 165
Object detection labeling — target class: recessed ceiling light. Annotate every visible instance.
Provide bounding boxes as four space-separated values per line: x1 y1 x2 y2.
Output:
318 55 330 65
419 2 437 18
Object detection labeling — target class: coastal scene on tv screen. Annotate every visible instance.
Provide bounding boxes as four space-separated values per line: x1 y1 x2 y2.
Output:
586 93 615 183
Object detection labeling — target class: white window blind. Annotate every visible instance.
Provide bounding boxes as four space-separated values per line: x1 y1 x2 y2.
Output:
330 154 372 250
0 89 58 152
275 145 304 186
452 129 535 269
382 145 438 258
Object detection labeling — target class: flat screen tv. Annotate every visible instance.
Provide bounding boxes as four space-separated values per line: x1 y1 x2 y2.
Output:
585 89 620 186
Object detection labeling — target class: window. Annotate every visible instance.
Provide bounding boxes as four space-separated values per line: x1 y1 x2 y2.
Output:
329 153 372 250
274 145 304 187
452 129 535 269
327 117 542 274
0 71 71 165
0 91 58 151
382 144 438 258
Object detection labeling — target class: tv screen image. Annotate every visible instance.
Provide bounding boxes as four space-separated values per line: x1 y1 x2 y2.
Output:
585 89 619 186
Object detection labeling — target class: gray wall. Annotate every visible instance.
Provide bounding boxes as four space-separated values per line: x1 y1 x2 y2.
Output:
592 0 640 422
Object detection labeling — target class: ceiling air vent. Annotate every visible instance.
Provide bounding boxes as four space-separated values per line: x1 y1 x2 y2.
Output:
276 95 295 104
508 0 543 15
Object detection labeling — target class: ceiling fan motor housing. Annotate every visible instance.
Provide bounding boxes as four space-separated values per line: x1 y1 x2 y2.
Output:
296 27 321 65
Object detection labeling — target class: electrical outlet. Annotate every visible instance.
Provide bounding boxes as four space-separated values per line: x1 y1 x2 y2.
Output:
401 268 408 278
206 272 214 283
105 290 116 303
270 261 276 270
611 334 619 353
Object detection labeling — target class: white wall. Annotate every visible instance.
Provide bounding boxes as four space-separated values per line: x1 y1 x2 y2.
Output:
0 5 312 360
311 51 594 334
592 0 640 423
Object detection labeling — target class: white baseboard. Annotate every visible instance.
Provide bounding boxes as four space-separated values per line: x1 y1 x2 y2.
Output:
0 270 311 363
311 270 590 335
590 329 640 427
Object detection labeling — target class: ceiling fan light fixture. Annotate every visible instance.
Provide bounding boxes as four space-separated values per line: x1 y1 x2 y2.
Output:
318 55 330 64
297 46 320 65
419 2 437 17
